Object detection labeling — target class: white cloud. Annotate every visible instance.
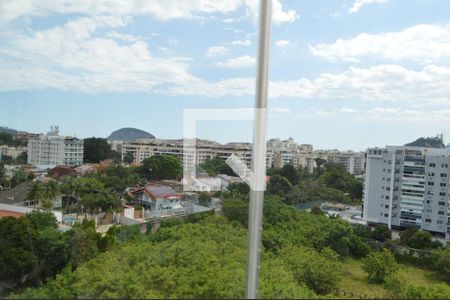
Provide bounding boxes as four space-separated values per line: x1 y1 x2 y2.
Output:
270 107 291 114
206 46 228 57
170 64 450 105
275 40 290 47
230 39 252 46
0 16 198 93
168 38 178 45
348 0 387 14
217 55 256 68
360 108 450 122
242 0 298 24
0 0 298 25
310 23 450 64
338 108 358 113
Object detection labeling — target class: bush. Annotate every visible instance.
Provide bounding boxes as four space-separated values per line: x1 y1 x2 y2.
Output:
371 224 391 242
433 247 450 283
362 249 398 283
281 246 341 294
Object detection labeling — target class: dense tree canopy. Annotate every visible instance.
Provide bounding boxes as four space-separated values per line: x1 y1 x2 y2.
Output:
83 138 117 163
199 157 234 176
139 154 182 180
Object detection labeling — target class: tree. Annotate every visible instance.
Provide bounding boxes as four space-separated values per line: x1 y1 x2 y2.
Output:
281 246 341 294
314 158 326 176
123 151 135 164
41 180 60 209
371 224 391 242
27 181 45 201
13 220 314 299
222 198 248 227
69 219 100 267
407 230 432 249
198 192 210 207
227 182 249 198
140 154 182 180
26 210 58 230
362 249 398 283
83 137 115 163
0 217 38 283
15 152 28 164
280 163 300 185
433 246 450 283
267 174 293 197
199 157 234 176
80 193 119 212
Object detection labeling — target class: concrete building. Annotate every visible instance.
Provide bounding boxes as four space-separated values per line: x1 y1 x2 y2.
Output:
0 145 27 161
363 146 450 239
27 126 83 167
119 138 274 171
314 150 365 175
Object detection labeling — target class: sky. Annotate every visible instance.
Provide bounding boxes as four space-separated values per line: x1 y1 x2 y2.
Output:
2 0 450 151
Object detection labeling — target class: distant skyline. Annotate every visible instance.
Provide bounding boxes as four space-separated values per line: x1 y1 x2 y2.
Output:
2 0 450 151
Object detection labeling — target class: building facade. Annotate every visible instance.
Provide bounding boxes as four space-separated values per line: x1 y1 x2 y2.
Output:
363 146 450 239
27 126 83 167
119 139 274 170
314 150 365 175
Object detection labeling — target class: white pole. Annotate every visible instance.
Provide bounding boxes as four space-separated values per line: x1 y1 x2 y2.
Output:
246 0 272 298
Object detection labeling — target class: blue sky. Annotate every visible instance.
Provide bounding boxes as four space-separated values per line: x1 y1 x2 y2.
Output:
2 0 450 151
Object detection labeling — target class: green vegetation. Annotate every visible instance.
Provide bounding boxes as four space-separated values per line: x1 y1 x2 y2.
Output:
138 154 182 180
83 137 119 163
199 157 234 176
3 157 449 299
362 249 398 283
268 162 363 206
405 135 444 148
0 132 27 147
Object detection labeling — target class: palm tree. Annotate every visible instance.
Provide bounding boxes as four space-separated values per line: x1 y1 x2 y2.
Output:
27 181 45 205
41 180 60 210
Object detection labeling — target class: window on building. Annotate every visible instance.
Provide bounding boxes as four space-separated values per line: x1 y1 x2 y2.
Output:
438 201 445 206
441 164 448 168
437 220 444 225
384 214 389 217
438 211 445 215
428 182 434 186
429 163 436 167
425 218 432 223
440 183 447 187
440 173 447 177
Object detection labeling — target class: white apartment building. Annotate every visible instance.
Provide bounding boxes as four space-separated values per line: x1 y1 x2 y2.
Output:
119 139 273 170
315 150 365 175
27 126 84 167
363 146 450 239
0 146 27 160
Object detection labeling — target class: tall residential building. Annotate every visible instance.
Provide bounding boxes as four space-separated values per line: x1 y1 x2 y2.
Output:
27 126 84 167
363 146 450 239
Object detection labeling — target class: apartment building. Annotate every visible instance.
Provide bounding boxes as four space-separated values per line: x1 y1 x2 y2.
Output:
363 146 450 239
315 150 365 175
27 126 84 167
0 146 27 160
119 139 273 170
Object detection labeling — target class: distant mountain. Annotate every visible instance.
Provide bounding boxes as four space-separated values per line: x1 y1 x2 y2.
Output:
405 136 444 148
0 127 17 134
107 128 155 141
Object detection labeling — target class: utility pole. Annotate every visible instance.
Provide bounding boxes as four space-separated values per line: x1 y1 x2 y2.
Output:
246 0 272 298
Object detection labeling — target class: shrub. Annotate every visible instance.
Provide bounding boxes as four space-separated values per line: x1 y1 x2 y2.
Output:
362 249 398 283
